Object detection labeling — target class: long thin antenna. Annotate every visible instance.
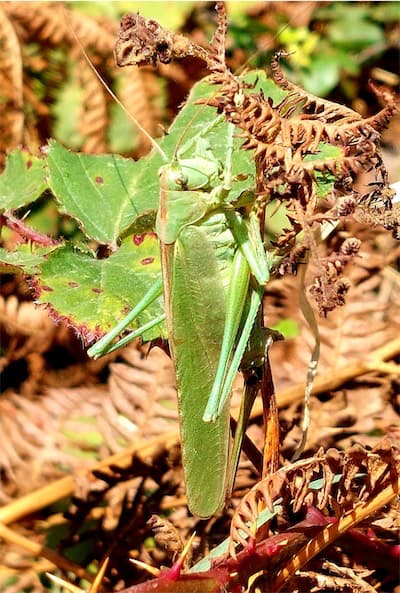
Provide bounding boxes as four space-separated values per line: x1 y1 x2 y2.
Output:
66 10 168 162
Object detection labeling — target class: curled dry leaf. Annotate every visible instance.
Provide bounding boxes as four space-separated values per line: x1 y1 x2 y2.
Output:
147 514 186 563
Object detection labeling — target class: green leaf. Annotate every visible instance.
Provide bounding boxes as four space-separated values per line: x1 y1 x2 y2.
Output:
273 318 299 339
0 246 52 274
328 19 384 50
304 142 344 197
47 142 151 246
72 1 196 29
329 47 360 75
108 99 141 154
37 234 165 342
0 150 47 211
371 2 400 22
62 426 104 447
46 70 282 247
302 54 340 96
51 64 85 150
116 2 195 29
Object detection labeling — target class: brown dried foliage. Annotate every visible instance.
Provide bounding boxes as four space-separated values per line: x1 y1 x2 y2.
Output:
229 438 399 555
76 54 108 154
114 11 209 68
0 293 178 499
0 7 24 155
60 446 186 585
0 1 162 162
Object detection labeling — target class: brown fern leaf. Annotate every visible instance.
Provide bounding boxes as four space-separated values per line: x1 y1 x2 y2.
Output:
271 53 363 125
0 383 129 494
2 1 64 45
3 1 114 52
0 6 23 161
229 439 399 555
355 183 400 239
115 11 208 68
0 295 58 381
76 55 108 154
198 6 398 213
105 346 177 447
0 384 122 503
207 1 230 81
61 446 185 588
118 66 159 152
1 2 159 156
0 329 177 496
114 4 398 249
266 227 400 371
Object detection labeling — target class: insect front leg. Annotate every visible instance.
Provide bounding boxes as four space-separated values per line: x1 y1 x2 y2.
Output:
87 278 164 359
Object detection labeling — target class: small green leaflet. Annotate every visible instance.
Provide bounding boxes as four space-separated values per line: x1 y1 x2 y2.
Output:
0 150 47 211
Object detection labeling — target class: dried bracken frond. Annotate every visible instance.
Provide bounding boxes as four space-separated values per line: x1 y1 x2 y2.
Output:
0 1 162 160
355 183 400 239
0 7 23 161
76 55 108 154
105 346 177 446
0 295 56 343
308 238 362 316
0 330 177 496
229 439 399 555
271 53 363 125
0 295 58 381
205 41 396 199
118 67 160 151
3 1 113 54
62 446 185 586
267 226 400 359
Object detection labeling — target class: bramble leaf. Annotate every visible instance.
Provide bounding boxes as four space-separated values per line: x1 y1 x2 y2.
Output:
36 234 164 342
0 150 47 211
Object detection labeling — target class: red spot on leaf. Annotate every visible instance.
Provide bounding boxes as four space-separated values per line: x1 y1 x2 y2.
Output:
141 257 154 266
26 160 32 169
122 305 130 314
41 285 53 292
68 281 79 288
133 234 145 245
95 176 104 184
92 288 103 294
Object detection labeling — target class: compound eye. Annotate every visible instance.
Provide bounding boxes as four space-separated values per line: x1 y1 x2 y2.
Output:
161 165 188 190
175 172 187 187
173 169 188 189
